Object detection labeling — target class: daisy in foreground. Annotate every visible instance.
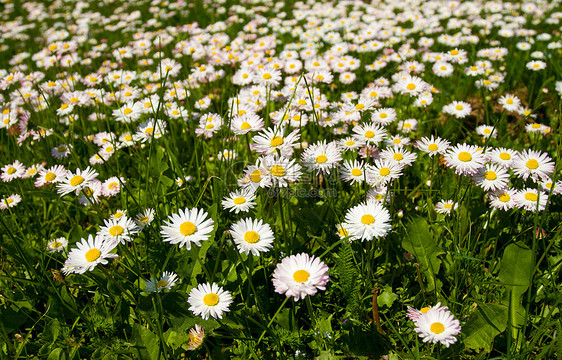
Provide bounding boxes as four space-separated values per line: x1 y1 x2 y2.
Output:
413 307 461 347
144 271 178 293
188 283 233 320
160 208 214 250
63 235 118 274
272 253 330 301
229 218 275 256
344 201 392 241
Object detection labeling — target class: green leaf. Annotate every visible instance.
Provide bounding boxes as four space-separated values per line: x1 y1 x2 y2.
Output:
402 217 445 291
163 329 189 350
463 303 508 351
43 318 60 345
132 324 160 360
47 348 66 360
377 285 398 308
498 242 532 346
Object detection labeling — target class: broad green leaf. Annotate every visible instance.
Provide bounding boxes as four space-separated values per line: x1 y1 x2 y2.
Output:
132 324 160 360
163 329 189 350
463 303 508 351
402 217 444 291
47 348 66 360
498 242 532 347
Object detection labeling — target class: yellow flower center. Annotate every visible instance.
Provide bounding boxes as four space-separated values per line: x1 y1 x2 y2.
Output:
244 231 260 243
251 170 262 183
450 49 459 56
525 192 538 202
57 145 67 152
444 203 452 209
406 83 416 90
262 73 271 79
293 269 310 283
526 159 539 169
241 122 251 130
205 124 214 129
85 248 101 262
379 113 387 118
270 165 286 177
180 221 196 236
458 152 472 162
506 99 513 105
346 140 355 146
45 172 56 181
109 225 124 237
499 193 510 202
270 136 284 146
393 153 404 161
428 144 438 151
156 280 168 287
145 127 154 134
203 293 219 306
361 214 375 224
351 169 362 176
123 108 133 115
365 130 375 138
233 197 246 205
499 152 511 160
114 212 124 218
420 307 431 313
455 105 463 110
380 167 390 176
485 171 497 180
316 155 328 163
52 241 62 248
356 104 364 110
70 175 84 187
7 167 16 175
430 322 445 334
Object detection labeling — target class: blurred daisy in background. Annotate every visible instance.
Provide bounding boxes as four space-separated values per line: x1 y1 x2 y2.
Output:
144 271 179 293
47 237 68 253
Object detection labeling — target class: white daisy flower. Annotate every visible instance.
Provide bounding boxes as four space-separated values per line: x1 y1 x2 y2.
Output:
340 160 366 184
63 235 118 274
344 201 392 241
352 123 386 145
415 136 450 157
513 188 548 212
272 253 330 302
301 140 342 175
98 216 139 245
160 208 215 250
188 282 233 320
144 271 179 293
413 308 461 348
512 149 555 182
486 147 518 168
0 194 22 210
56 167 99 196
135 208 155 229
261 154 302 188
444 144 486 176
488 189 517 211
1 160 26 182
221 189 257 214
435 200 458 214
229 218 275 256
380 146 418 167
366 159 403 187
472 163 510 191
47 237 68 253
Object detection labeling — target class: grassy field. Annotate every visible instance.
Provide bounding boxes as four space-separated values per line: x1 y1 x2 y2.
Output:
0 0 561 358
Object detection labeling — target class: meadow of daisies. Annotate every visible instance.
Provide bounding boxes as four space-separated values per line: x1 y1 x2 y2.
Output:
1 0 562 358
